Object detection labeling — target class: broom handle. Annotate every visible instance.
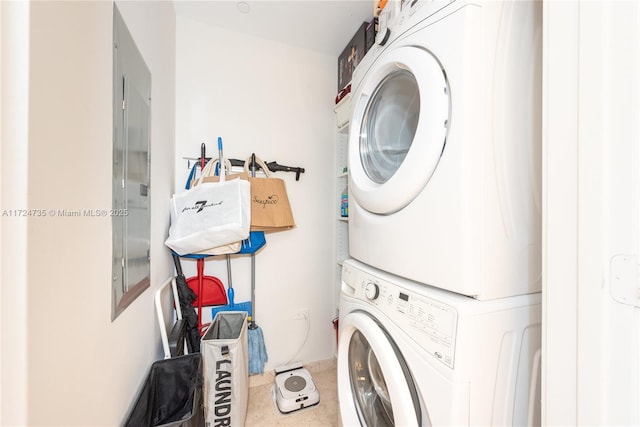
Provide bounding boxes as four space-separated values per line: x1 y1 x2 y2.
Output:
249 153 257 328
172 254 185 278
218 137 226 181
250 253 256 328
226 254 234 305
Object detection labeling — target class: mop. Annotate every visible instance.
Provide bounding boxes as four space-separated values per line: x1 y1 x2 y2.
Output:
248 248 268 374
248 153 268 375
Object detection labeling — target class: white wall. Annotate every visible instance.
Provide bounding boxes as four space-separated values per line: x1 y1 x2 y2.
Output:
0 1 30 424
0 1 176 425
543 1 640 424
175 16 337 371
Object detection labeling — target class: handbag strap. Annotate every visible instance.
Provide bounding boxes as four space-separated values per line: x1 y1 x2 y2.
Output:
195 157 232 186
243 155 272 178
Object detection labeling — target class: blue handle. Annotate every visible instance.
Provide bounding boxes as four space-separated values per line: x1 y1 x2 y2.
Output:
185 163 198 190
228 287 235 305
218 136 223 152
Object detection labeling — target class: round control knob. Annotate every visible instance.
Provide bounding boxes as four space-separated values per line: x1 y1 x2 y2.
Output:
365 282 379 300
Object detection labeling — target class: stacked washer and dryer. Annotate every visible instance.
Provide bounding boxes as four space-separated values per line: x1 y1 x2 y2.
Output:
337 0 543 426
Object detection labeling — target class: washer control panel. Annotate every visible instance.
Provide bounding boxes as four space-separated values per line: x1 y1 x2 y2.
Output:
343 263 458 368
364 281 380 300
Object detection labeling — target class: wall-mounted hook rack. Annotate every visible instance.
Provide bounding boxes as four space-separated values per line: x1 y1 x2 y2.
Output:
181 156 306 181
229 158 306 181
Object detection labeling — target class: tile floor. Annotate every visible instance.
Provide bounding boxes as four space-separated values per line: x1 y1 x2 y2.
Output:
245 358 340 426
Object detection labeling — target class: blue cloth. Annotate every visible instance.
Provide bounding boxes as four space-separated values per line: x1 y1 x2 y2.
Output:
248 326 268 375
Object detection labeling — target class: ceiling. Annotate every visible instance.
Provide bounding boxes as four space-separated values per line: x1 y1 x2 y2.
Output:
173 0 374 56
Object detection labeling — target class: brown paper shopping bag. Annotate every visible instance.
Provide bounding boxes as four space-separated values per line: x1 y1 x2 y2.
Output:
245 156 295 232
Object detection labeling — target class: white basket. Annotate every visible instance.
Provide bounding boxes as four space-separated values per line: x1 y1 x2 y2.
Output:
334 93 352 128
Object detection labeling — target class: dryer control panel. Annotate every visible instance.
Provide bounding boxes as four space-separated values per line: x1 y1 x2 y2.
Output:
394 0 456 39
344 263 458 369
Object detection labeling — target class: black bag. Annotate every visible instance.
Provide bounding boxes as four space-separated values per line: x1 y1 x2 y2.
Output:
125 354 204 427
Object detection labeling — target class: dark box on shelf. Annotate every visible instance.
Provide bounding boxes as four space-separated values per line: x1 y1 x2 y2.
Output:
338 21 375 91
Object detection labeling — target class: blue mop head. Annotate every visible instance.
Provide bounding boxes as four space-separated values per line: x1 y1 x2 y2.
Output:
248 325 268 375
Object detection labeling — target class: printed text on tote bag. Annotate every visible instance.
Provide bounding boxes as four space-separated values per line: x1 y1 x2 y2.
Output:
182 200 223 213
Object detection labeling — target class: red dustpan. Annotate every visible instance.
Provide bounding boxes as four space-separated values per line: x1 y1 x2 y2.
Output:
186 258 227 334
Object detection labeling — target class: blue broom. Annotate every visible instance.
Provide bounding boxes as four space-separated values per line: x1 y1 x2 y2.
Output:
210 254 252 319
211 136 253 320
210 137 266 319
248 153 268 375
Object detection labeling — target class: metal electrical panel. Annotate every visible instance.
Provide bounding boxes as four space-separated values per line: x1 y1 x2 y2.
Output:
112 5 151 320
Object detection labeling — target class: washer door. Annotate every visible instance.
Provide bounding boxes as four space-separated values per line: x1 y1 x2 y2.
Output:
338 311 427 426
349 45 450 215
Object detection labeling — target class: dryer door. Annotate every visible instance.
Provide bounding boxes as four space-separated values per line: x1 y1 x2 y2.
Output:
349 45 450 215
338 311 428 426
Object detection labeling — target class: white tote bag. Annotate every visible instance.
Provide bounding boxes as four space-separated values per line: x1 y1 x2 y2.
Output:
165 159 250 256
189 159 245 256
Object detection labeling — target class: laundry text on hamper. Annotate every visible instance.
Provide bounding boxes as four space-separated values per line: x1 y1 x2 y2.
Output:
214 359 232 426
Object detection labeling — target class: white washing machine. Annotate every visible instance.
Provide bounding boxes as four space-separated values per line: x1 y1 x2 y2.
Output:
347 0 542 300
337 259 541 426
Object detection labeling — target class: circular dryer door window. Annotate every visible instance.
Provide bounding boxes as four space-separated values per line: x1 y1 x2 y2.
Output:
349 46 450 214
338 311 426 426
360 69 419 184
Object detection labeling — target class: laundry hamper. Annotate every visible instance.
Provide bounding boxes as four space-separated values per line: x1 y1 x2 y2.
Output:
124 353 204 427
201 311 248 427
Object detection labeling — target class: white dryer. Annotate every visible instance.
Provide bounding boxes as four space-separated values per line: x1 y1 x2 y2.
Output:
347 0 542 300
337 259 541 426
